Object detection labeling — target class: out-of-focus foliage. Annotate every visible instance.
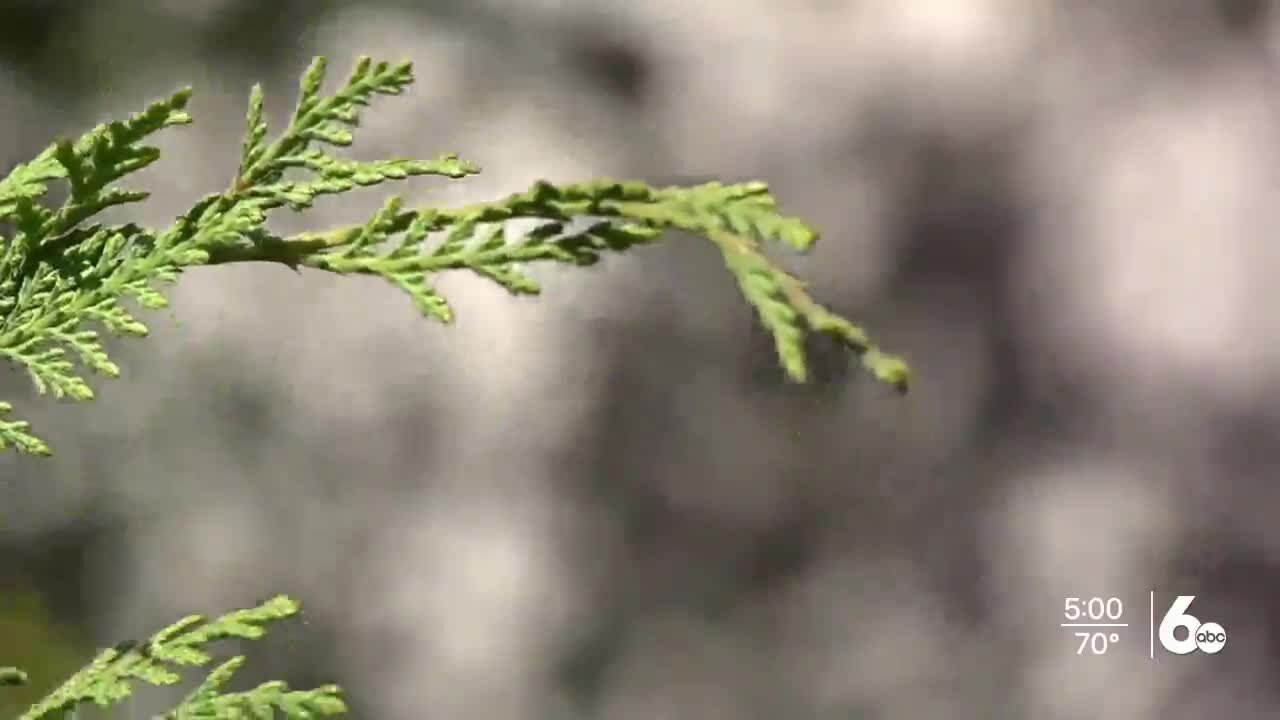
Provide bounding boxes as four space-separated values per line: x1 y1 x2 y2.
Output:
0 587 87 718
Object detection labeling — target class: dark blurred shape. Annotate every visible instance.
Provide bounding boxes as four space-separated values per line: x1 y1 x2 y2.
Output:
565 28 650 103
199 0 325 69
0 516 120 627
1216 0 1271 35
0 1 80 70
110 639 137 655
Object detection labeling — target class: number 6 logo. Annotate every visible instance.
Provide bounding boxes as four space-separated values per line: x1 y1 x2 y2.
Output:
1158 595 1200 654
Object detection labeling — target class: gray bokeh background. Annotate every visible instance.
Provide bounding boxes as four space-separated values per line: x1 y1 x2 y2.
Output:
3 1 1280 718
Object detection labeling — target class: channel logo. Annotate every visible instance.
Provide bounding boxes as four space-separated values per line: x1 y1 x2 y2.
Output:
1157 595 1226 655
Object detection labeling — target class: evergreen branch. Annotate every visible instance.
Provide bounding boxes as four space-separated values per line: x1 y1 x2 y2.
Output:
0 56 483 454
0 402 48 455
0 54 908 457
14 596 339 720
157 657 345 720
205 179 910 388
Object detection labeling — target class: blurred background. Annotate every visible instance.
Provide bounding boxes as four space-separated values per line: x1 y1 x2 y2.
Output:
2 0 1280 717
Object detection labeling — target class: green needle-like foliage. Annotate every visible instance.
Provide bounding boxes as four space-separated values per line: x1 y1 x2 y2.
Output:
0 54 907 455
11 595 341 720
0 55 910 718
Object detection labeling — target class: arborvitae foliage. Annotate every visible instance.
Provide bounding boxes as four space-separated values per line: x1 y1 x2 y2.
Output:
0 56 909 718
